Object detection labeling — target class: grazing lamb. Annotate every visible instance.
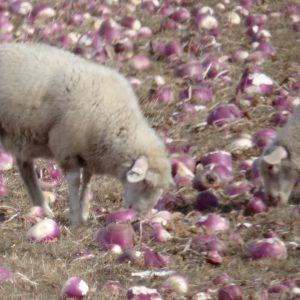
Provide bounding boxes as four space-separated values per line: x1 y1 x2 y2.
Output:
0 42 173 225
259 105 300 206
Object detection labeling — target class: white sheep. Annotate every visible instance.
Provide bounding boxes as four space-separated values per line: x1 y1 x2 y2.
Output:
0 42 173 225
259 105 300 205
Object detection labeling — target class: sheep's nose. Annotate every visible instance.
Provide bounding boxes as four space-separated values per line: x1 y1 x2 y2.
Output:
268 194 281 206
124 201 132 209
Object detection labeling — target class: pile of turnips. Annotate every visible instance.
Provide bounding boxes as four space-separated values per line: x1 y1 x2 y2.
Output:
1 0 300 299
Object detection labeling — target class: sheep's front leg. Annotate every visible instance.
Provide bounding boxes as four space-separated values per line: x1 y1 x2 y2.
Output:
16 158 54 218
79 168 92 222
65 168 82 225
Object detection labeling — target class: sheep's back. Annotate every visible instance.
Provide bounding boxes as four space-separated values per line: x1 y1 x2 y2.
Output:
276 105 300 169
0 43 91 156
0 43 149 159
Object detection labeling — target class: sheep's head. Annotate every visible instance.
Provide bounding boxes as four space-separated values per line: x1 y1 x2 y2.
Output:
259 144 298 205
122 155 174 213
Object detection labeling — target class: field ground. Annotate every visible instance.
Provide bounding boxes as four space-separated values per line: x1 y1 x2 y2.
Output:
1 0 300 299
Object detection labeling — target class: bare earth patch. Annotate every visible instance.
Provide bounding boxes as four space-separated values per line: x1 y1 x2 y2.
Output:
1 0 300 299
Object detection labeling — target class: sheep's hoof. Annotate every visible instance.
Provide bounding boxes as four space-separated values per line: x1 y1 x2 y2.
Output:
70 219 82 226
43 205 54 218
81 207 89 222
70 214 83 225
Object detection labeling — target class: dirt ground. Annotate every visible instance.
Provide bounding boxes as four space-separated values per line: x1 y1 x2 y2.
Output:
1 0 300 299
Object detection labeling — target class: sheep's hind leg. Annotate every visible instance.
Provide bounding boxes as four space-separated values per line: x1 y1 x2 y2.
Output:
16 158 54 218
79 168 92 222
64 168 82 225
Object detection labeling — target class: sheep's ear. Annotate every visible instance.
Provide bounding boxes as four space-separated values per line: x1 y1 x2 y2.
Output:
263 146 287 165
127 155 149 183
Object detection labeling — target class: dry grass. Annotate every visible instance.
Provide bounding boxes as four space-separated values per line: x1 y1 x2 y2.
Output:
1 0 300 299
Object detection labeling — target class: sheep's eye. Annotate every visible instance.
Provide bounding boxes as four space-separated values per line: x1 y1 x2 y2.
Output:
267 164 279 175
206 174 216 184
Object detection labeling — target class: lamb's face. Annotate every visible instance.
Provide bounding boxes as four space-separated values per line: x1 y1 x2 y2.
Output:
259 145 298 205
123 182 164 212
122 155 173 213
